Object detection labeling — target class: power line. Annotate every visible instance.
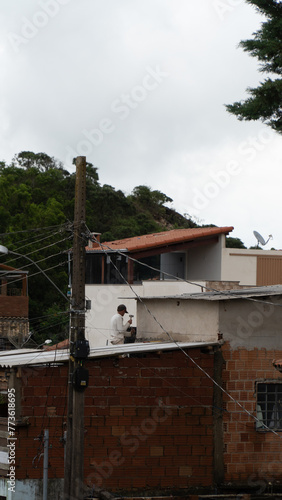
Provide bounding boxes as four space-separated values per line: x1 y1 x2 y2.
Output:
0 247 68 276
1 225 67 249
0 234 72 266
28 317 69 338
29 311 70 324
0 222 71 237
9 228 70 255
0 258 70 303
0 260 69 295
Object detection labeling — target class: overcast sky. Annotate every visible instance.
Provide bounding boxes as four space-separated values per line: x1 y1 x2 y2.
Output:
1 0 281 249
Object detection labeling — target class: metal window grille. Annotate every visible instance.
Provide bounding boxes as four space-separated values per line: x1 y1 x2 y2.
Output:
256 382 282 431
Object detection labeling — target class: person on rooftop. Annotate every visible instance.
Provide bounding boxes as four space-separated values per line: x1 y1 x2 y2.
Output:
110 304 133 345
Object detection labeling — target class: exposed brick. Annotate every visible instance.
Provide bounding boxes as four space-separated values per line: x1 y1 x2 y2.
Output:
150 446 163 456
109 407 123 416
179 465 193 476
112 426 125 436
12 347 224 492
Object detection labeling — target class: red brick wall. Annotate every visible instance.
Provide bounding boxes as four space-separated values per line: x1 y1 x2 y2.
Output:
15 348 214 494
0 296 28 317
222 342 282 490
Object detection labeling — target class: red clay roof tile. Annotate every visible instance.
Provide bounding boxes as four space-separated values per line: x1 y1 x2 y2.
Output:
86 226 233 253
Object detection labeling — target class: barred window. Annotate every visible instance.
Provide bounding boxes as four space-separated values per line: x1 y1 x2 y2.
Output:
256 382 282 431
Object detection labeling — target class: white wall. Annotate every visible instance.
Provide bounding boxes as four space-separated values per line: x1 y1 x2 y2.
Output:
85 280 206 347
160 252 185 279
136 298 219 343
186 236 223 281
221 248 282 286
221 248 257 286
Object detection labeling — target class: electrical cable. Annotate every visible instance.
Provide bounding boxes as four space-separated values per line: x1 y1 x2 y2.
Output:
0 222 71 236
0 257 70 303
28 311 70 324
28 318 69 339
0 234 72 266
4 230 72 254
3 224 67 247
0 248 68 278
130 353 226 417
10 229 69 255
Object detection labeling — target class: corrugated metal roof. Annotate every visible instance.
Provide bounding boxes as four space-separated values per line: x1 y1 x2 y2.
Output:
129 285 282 301
0 341 220 368
86 226 234 253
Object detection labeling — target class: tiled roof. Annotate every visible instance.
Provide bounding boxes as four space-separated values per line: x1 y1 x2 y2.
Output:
86 226 234 253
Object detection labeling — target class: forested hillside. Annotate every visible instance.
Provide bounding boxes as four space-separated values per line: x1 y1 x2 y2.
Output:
0 151 199 344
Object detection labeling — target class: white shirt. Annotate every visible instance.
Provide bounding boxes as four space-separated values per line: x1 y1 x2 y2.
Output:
110 313 131 345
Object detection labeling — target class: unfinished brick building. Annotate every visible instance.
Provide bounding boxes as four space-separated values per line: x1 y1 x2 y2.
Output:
0 342 216 499
0 285 282 499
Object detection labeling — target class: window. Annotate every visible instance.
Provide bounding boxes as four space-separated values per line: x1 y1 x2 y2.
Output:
133 256 160 282
256 382 282 431
85 253 128 284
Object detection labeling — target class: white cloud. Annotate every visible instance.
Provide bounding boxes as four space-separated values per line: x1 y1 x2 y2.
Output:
0 0 281 249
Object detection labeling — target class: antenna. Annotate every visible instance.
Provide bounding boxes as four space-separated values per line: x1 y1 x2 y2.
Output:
253 230 273 247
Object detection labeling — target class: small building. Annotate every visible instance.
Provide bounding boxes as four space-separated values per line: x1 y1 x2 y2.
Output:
0 263 29 350
0 285 282 497
134 285 282 489
84 226 282 347
0 340 218 499
85 226 237 347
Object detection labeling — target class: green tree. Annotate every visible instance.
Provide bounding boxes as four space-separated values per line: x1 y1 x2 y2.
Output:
226 237 247 249
0 151 202 343
226 0 282 133
13 151 64 171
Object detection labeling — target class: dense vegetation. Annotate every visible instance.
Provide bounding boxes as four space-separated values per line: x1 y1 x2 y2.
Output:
0 151 198 345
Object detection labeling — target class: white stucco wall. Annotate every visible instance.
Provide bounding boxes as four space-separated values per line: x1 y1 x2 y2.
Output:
221 248 282 286
219 296 282 350
221 248 257 286
186 236 223 281
136 298 219 343
85 280 205 347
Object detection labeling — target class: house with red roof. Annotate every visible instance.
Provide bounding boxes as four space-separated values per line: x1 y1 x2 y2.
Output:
84 226 237 346
84 226 282 347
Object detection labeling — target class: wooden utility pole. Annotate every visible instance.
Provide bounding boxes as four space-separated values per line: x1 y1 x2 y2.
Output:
64 156 87 500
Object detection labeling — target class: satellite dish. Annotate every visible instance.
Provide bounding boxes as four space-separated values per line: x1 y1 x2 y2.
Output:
253 230 273 247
